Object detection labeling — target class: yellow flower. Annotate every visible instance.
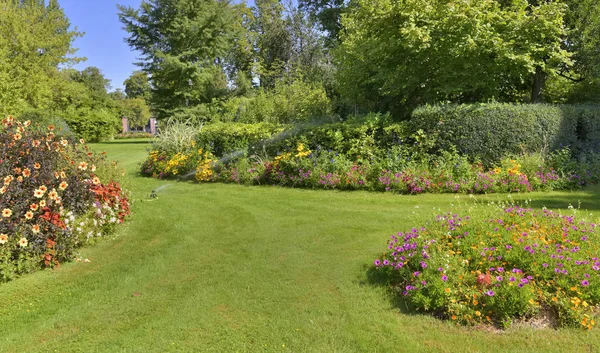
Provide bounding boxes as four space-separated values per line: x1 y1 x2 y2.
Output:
0 233 7 244
40 200 46 207
445 288 451 293
78 161 88 170
0 186 6 194
475 311 481 317
13 133 22 141
2 208 12 218
25 211 34 220
34 189 44 198
19 238 28 248
59 181 68 190
92 176 101 185
31 224 40 234
39 185 47 193
48 189 58 200
30 203 38 211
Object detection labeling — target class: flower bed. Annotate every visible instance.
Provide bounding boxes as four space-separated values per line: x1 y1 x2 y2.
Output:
374 206 600 329
141 140 591 194
0 116 130 282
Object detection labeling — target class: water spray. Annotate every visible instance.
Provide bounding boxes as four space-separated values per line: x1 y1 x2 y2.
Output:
177 116 338 181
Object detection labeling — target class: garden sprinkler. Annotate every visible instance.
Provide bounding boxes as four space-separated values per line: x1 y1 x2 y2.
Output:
145 184 172 201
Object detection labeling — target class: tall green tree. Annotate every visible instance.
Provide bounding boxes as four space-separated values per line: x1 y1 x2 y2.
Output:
336 0 572 115
253 0 292 89
118 0 238 119
124 70 151 99
0 0 81 116
298 0 346 47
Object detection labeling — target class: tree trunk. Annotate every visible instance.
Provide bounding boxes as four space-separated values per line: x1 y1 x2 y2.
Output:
531 66 546 103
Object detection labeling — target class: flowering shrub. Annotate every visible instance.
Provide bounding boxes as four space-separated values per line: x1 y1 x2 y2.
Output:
0 116 130 282
374 206 600 329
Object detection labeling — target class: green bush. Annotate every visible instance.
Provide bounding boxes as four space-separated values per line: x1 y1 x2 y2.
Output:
62 107 118 142
212 80 332 124
195 122 285 157
410 104 592 165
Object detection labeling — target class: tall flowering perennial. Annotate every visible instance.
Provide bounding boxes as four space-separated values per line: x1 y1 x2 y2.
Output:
374 206 600 329
0 116 130 282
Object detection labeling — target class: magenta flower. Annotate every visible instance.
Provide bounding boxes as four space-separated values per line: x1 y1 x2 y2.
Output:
441 275 448 282
582 280 590 287
486 290 495 296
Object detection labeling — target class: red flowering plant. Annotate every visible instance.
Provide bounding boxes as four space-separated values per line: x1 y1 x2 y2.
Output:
0 116 130 282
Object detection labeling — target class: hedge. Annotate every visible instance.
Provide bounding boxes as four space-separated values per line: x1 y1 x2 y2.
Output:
410 104 600 164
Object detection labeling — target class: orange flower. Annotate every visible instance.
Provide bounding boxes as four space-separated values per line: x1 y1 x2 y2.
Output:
31 225 40 234
34 162 41 169
30 203 39 211
451 315 457 320
60 171 66 179
22 168 31 177
32 140 41 147
91 164 96 172
92 176 101 185
78 161 88 170
13 133 22 141
23 120 31 127
47 125 55 131
16 176 22 183
38 185 47 193
0 186 6 194
445 288 451 293
59 181 68 190
2 208 12 218
0 233 7 244
25 211 34 220
3 176 12 185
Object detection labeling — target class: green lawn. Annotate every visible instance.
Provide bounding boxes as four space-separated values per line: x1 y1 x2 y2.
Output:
1 140 600 352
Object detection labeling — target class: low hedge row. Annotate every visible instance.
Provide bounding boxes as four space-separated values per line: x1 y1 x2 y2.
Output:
411 104 600 165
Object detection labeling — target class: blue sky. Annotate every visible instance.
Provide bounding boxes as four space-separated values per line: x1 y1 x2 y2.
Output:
59 0 143 91
59 0 255 91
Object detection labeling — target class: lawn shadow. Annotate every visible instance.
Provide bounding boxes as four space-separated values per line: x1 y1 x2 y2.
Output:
99 140 153 145
358 263 422 316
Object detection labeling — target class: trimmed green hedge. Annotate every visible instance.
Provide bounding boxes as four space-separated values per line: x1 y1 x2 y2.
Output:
411 104 600 164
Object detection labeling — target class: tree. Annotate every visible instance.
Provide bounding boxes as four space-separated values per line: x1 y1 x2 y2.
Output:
0 0 81 115
298 0 347 47
124 71 151 99
69 66 112 108
253 0 292 89
335 0 572 115
117 98 151 128
118 0 239 119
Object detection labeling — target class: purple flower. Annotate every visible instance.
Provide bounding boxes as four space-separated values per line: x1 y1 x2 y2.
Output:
438 267 443 272
585 273 591 278
496 276 503 281
497 267 504 272
542 263 548 268
413 271 421 277
441 275 448 282
374 260 381 266
509 276 516 282
420 261 427 269
383 260 390 266
582 280 590 287
486 290 495 296
421 280 427 286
